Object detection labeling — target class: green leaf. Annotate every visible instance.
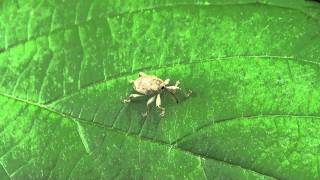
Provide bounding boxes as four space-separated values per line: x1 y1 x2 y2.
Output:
1 0 320 179
0 161 10 180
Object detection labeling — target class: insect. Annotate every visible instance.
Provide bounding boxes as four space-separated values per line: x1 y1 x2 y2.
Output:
122 72 192 117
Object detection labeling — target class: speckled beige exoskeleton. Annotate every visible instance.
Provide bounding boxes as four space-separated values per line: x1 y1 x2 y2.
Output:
122 72 192 117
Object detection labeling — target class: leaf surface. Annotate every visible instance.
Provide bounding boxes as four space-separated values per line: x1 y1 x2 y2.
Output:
0 0 320 179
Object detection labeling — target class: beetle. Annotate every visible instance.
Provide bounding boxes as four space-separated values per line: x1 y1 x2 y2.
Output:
122 72 192 117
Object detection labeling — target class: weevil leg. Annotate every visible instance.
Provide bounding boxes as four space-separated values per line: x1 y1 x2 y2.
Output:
122 94 144 103
164 79 170 85
181 89 192 97
168 91 179 104
156 94 165 117
166 85 191 97
139 72 147 77
129 80 134 84
175 80 180 86
166 86 180 93
142 96 156 117
165 80 180 93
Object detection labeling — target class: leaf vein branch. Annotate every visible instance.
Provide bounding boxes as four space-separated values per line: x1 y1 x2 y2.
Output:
0 161 11 180
171 113 320 145
200 157 208 180
1 1 319 54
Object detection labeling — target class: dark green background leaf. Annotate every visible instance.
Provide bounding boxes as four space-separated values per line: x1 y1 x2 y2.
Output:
0 0 320 179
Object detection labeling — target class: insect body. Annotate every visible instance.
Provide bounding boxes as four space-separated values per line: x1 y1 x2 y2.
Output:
132 73 166 95
123 72 191 117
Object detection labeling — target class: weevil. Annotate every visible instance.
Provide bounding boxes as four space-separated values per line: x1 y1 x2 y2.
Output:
122 72 192 117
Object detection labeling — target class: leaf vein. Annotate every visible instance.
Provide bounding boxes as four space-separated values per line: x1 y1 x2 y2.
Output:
200 158 208 180
0 111 36 160
0 161 11 180
11 57 33 95
9 118 60 179
38 43 55 103
66 155 84 180
1 1 319 54
0 105 28 136
0 92 300 179
171 113 320 145
45 55 318 105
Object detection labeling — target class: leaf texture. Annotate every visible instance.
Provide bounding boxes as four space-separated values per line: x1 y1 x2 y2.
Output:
0 0 320 179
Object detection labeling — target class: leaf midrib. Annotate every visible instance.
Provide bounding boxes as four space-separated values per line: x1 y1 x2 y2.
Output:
2 91 317 179
45 55 318 105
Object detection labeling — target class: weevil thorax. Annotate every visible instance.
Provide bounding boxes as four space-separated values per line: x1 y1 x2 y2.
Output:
133 75 165 95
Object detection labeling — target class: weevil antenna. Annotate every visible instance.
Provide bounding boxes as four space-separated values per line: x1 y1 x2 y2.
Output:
166 90 179 104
